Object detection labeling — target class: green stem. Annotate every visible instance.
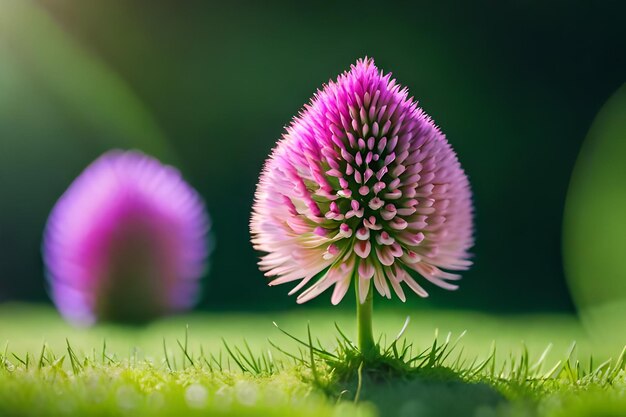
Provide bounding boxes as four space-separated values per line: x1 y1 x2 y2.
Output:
356 279 377 358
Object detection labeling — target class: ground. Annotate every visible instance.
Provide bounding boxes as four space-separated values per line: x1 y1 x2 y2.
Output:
0 303 624 417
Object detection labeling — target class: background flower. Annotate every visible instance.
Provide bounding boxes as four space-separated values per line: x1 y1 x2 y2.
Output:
43 150 210 325
251 58 473 306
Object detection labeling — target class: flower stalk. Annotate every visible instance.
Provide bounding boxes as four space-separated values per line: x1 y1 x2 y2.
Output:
356 280 377 358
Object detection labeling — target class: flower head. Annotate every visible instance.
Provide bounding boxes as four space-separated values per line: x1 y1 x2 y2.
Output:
251 58 473 305
43 150 210 325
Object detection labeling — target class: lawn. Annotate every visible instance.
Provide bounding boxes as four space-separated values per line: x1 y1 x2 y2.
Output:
0 303 624 417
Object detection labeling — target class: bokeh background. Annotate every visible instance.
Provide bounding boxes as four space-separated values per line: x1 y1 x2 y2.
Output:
1 0 625 315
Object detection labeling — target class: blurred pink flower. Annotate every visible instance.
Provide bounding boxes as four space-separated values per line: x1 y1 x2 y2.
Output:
43 150 210 325
251 58 473 306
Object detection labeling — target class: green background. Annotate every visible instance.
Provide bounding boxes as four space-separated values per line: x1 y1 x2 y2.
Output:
1 0 624 313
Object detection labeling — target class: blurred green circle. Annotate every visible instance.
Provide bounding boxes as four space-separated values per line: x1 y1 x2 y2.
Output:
563 84 626 345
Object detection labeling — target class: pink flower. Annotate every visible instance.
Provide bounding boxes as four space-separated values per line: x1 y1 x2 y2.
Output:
251 58 473 306
43 150 210 325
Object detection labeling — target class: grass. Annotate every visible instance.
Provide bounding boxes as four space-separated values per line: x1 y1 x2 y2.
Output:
0 303 624 417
